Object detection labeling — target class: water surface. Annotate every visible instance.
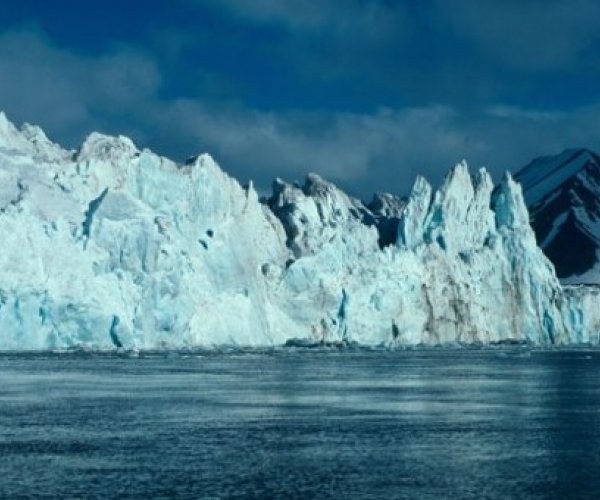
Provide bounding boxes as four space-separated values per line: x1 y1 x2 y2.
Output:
1 348 599 498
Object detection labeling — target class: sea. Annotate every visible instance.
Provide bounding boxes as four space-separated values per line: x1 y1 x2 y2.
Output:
1 348 600 499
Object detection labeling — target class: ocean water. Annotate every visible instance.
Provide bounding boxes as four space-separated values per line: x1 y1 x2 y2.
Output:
1 348 600 499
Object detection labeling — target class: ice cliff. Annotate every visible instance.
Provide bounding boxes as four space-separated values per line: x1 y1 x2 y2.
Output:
0 112 599 350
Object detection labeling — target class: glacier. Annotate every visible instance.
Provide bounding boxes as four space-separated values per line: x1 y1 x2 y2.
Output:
0 111 599 350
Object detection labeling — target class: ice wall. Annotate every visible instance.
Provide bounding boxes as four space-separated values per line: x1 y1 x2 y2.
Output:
0 112 598 349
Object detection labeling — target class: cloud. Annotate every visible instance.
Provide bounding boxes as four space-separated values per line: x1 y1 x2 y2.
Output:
149 103 471 193
190 0 411 83
174 0 600 109
2 26 600 201
199 0 407 35
0 27 160 144
485 105 564 122
151 99 600 197
435 0 600 71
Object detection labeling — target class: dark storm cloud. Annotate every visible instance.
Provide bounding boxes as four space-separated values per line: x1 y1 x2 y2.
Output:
435 0 600 71
0 28 160 144
1 1 600 199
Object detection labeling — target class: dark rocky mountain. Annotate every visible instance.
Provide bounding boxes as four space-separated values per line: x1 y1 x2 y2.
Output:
514 148 600 284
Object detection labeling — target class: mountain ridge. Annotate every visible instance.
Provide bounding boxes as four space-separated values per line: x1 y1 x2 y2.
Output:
514 148 600 284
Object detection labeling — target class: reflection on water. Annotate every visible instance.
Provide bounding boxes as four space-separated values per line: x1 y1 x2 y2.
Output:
1 349 600 499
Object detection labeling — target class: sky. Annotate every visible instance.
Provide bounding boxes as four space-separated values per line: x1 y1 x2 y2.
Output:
1 0 600 198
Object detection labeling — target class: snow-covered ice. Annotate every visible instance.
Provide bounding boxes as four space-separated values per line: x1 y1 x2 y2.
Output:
0 111 598 350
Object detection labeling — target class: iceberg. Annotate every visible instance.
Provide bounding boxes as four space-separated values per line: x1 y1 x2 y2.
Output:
0 111 598 350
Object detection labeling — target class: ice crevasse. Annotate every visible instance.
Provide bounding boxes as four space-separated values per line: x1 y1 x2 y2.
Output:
0 111 598 350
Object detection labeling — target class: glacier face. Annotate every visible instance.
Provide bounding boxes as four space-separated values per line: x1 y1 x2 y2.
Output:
0 111 599 350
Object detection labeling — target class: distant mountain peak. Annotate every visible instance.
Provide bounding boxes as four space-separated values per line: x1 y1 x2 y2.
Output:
515 148 600 284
